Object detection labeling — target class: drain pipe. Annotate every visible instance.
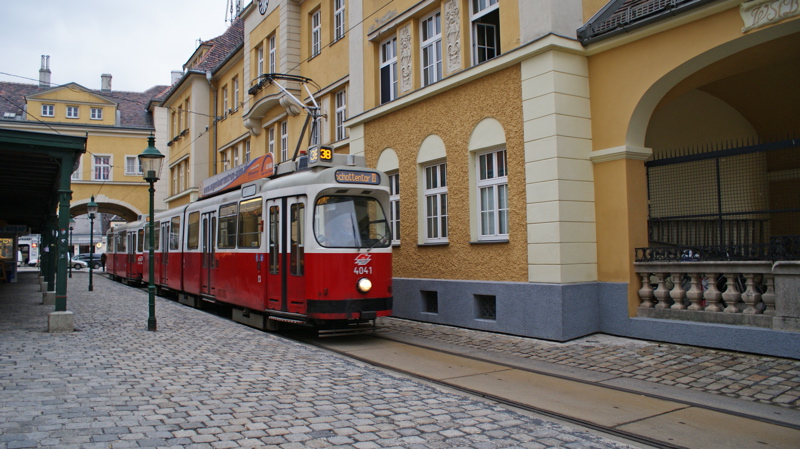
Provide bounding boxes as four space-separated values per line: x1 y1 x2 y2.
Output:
207 71 218 175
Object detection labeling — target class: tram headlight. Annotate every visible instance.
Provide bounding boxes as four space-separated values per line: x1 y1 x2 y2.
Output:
356 277 373 293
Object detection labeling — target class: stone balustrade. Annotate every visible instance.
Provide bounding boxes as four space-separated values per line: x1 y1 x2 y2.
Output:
634 261 800 331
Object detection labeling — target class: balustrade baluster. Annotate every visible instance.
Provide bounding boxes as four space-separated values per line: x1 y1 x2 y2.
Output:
741 273 762 314
670 273 687 310
705 273 724 312
686 273 704 311
654 273 672 309
638 272 655 308
761 275 776 315
722 272 742 313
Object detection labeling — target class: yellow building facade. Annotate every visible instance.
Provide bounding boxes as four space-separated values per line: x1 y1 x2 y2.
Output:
154 0 799 357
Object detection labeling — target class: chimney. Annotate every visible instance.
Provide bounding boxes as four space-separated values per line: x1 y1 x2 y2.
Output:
101 73 112 91
38 55 51 88
171 70 183 85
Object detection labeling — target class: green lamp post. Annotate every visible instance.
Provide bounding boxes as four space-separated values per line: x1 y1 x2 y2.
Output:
139 134 164 331
87 196 98 291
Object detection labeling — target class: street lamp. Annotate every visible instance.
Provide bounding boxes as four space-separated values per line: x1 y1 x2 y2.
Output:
87 196 98 291
139 134 164 331
68 218 75 279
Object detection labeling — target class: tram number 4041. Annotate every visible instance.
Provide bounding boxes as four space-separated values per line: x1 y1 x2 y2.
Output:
354 266 373 275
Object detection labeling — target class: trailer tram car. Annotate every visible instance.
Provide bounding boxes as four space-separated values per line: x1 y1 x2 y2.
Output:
106 150 393 333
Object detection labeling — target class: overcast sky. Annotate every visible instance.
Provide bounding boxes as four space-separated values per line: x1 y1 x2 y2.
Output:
0 0 237 92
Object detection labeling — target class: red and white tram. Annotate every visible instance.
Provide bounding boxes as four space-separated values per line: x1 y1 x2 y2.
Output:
106 150 393 332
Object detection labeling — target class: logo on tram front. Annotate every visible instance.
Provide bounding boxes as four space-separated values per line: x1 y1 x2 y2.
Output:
354 253 371 266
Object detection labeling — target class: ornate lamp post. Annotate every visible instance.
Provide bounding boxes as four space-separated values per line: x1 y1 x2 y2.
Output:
139 135 164 331
68 218 75 279
87 196 98 291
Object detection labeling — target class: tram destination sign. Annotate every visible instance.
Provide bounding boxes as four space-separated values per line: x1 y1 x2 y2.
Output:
335 170 381 185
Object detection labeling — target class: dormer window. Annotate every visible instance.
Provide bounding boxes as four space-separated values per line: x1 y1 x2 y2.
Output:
91 107 103 120
66 106 79 119
42 104 54 117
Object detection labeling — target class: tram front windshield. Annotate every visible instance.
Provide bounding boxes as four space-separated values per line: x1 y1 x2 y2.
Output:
314 196 390 248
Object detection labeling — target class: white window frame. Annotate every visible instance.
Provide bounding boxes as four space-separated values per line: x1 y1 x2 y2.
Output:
233 77 239 111
471 0 500 65
92 155 112 181
310 116 322 146
476 148 508 240
311 10 322 57
335 89 347 141
222 86 229 114
268 127 275 155
280 120 289 162
334 0 346 41
420 12 442 87
389 172 400 245
172 167 178 195
233 145 240 167
244 140 251 163
90 107 103 120
269 35 277 73
179 162 186 190
41 104 54 117
380 37 398 104
71 159 82 180
257 45 265 75
424 162 448 243
66 105 79 119
125 155 142 176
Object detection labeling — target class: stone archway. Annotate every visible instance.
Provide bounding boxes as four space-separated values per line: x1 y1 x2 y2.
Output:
70 195 142 222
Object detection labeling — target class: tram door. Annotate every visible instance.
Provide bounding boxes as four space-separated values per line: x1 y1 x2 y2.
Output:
160 221 170 283
127 231 136 279
266 196 307 314
200 212 216 296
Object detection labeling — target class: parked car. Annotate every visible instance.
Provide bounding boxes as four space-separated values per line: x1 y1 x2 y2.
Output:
75 253 102 269
68 255 88 270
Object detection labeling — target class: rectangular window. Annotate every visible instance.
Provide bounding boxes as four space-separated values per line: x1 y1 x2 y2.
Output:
280 120 288 162
472 0 500 65
334 0 346 41
244 140 251 163
179 162 185 191
71 160 81 180
268 127 275 155
421 12 442 86
422 290 438 314
233 146 240 167
477 149 508 239
424 162 448 242
93 156 111 181
238 198 262 248
389 172 400 244
232 77 239 111
170 216 181 250
187 211 200 250
476 294 497 320
125 156 142 176
218 203 238 249
257 45 264 75
310 116 321 146
380 38 398 104
311 10 322 57
41 104 54 117
290 202 305 275
222 86 229 114
90 107 103 120
172 167 178 195
137 229 145 253
335 89 347 141
66 106 79 119
269 205 280 274
269 35 276 73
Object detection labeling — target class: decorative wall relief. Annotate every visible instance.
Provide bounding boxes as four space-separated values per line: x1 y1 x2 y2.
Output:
399 25 413 93
445 0 461 75
740 0 799 32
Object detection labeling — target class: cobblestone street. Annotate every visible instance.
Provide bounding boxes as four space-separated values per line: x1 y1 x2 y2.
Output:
0 271 637 448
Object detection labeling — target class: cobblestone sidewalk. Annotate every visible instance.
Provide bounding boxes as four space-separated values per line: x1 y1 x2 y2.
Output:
378 317 800 409
0 272 637 449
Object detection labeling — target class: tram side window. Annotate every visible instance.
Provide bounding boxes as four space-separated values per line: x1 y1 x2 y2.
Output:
218 203 238 249
290 203 304 276
187 212 200 250
269 206 280 274
137 229 144 253
238 198 262 248
117 231 127 253
153 223 160 251
170 217 181 250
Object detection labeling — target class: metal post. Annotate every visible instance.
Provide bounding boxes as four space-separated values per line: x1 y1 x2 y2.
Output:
68 224 73 279
89 213 94 291
147 182 157 331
